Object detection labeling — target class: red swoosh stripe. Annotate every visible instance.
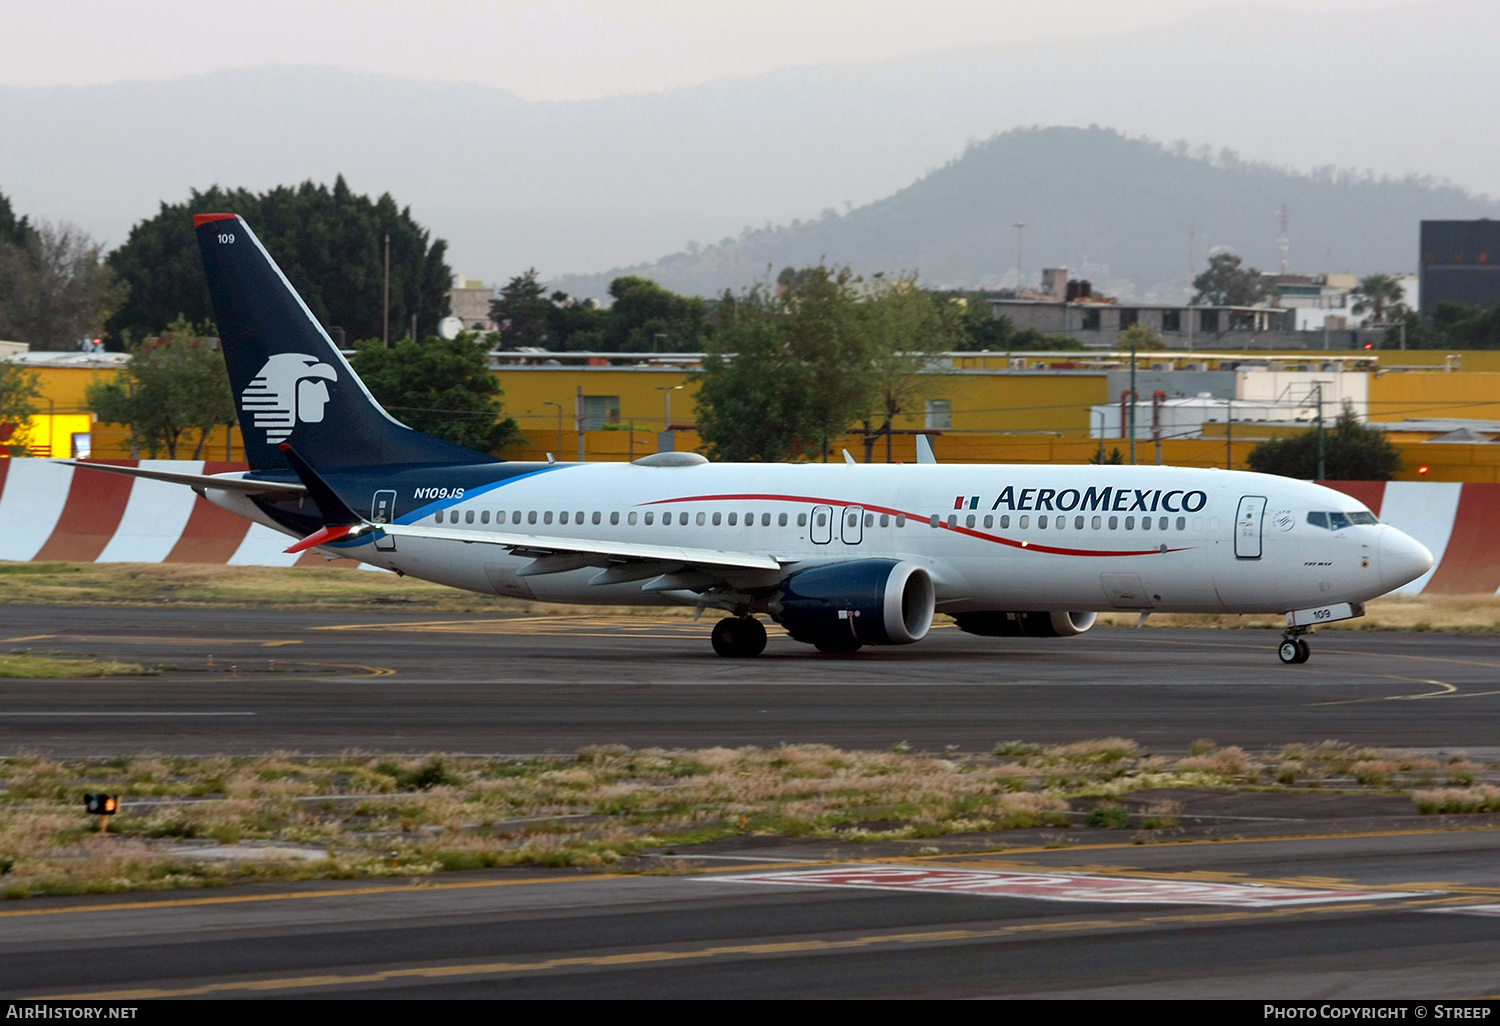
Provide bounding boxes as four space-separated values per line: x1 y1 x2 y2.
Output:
643 492 1190 558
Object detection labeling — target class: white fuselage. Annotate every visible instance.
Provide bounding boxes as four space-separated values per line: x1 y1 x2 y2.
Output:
211 462 1432 616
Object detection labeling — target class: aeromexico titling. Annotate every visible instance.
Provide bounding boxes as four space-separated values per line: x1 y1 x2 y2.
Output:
60 214 1435 663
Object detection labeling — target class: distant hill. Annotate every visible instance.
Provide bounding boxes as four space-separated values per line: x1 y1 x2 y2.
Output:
4 0 1500 284
553 127 1500 303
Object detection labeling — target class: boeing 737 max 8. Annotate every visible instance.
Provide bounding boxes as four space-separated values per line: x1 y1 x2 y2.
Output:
61 215 1434 663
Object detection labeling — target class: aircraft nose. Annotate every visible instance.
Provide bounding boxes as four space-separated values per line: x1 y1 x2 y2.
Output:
1378 526 1433 591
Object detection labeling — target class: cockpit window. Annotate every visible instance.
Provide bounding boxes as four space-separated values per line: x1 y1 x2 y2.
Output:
1307 510 1378 530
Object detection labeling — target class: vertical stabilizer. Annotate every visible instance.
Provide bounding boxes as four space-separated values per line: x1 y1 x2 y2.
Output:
194 214 494 471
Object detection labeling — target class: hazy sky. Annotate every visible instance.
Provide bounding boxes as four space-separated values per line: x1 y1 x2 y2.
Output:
4 0 1406 101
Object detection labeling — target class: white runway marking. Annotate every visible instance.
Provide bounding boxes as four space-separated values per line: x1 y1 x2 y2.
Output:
716 866 1425 907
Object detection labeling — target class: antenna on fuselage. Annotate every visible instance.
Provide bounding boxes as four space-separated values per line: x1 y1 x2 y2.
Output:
843 449 857 465
915 435 937 464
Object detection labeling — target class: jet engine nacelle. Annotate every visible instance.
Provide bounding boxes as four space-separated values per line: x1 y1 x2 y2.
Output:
952 610 1098 638
772 560 936 647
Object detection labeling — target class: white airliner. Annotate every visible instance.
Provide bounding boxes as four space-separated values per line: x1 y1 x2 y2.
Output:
62 215 1434 663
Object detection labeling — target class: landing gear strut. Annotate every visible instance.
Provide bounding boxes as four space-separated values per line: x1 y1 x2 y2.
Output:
1278 627 1311 665
712 616 767 658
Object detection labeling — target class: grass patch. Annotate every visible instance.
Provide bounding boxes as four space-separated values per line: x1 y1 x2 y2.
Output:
2 562 1498 630
0 654 151 678
0 739 1493 898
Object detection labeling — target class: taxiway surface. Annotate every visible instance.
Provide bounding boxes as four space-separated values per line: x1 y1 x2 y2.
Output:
7 830 1500 999
2 604 1499 755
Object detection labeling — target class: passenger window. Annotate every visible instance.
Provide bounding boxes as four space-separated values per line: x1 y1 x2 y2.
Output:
1000 515 1010 529
1019 515 1029 529
1091 516 1101 530
982 515 992 529
592 511 601 525
513 511 522 524
1159 516 1169 531
1057 517 1066 530
1075 516 1085 529
1176 517 1186 531
895 514 906 527
816 513 827 527
712 512 721 526
929 515 940 528
865 513 874 528
798 514 807 527
644 512 654 525
576 511 584 523
610 512 619 525
965 514 976 528
1125 516 1134 530
528 511 537 525
728 513 737 526
778 513 787 527
881 514 891 528
560 511 569 525
627 512 637 525
544 511 553 525
663 512 673 526
435 510 444 524
947 514 958 528
465 510 475 524
763 513 772 526
1038 515 1049 529
480 510 490 524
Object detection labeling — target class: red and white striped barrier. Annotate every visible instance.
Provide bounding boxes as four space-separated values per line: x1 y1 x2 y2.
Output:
0 459 359 568
0 460 1490 592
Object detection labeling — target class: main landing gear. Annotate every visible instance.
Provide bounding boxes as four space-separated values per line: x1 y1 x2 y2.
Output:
711 616 767 658
1278 627 1312 665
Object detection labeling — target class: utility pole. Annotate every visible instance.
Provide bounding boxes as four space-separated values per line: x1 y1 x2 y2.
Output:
1128 333 1138 465
576 385 586 462
382 233 391 349
1315 382 1326 480
1226 397 1233 470
1013 222 1026 291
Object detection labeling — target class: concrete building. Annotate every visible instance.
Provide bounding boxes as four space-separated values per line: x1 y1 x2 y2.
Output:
1420 220 1500 317
448 276 497 332
990 295 1298 348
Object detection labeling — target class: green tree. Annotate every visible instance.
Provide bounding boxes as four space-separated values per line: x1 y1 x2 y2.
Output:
1352 273 1404 323
0 360 42 455
1246 404 1401 480
84 318 236 458
0 222 126 350
1192 252 1270 306
855 278 957 462
1118 323 1167 351
694 292 819 462
0 190 36 250
490 269 551 348
107 177 452 346
350 333 522 453
604 276 709 352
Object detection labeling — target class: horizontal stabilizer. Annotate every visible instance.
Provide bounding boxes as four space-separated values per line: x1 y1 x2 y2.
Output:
53 459 306 497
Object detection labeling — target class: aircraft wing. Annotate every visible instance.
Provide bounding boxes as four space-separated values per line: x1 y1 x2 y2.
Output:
373 522 784 574
53 459 307 498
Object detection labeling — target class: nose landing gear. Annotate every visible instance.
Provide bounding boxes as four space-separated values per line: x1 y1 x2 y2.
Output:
1278 627 1312 664
711 616 768 658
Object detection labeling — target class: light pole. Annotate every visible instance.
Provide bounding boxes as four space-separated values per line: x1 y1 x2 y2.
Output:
1128 332 1138 465
1088 408 1105 463
1012 222 1026 291
543 400 562 458
1314 382 1326 480
657 384 684 431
